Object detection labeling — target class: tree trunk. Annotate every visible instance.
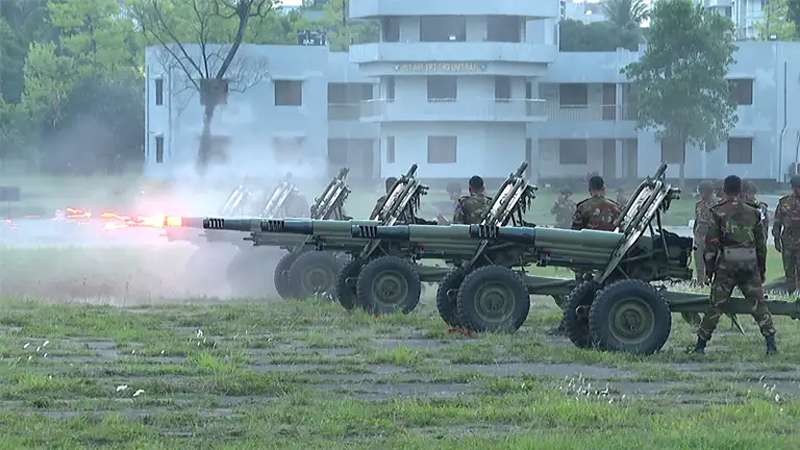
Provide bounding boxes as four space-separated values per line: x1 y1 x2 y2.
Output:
196 102 216 174
679 138 687 188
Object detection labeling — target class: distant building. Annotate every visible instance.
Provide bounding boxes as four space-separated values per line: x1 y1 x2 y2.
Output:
143 1 800 183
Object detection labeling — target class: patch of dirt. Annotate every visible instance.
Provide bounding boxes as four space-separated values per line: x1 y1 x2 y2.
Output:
451 362 635 379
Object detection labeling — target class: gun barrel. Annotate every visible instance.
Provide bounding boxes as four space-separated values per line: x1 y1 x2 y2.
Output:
179 217 206 229
203 218 262 232
515 162 528 178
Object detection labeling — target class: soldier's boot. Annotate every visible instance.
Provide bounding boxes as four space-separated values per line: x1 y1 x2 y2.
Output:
766 335 778 355
692 336 707 355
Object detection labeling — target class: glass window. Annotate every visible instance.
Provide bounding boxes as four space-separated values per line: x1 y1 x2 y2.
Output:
155 135 164 163
727 138 753 164
428 136 457 163
495 76 511 101
559 139 588 165
729 79 753 105
386 136 395 163
560 84 588 107
275 80 303 106
487 16 521 42
155 78 163 106
382 17 400 42
661 138 685 164
327 139 348 165
427 76 457 102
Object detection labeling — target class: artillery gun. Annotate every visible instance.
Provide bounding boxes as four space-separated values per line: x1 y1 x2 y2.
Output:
361 164 800 354
203 164 437 311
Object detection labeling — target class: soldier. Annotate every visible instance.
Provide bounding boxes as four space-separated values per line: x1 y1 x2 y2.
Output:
693 181 716 285
773 176 800 291
453 176 492 225
743 181 770 237
694 175 777 355
572 176 621 232
370 177 398 220
550 189 575 229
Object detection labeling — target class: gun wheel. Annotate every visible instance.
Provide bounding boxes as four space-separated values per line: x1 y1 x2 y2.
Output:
564 281 600 349
589 280 671 355
274 252 300 300
336 258 364 310
457 266 529 333
288 251 340 300
357 256 421 315
436 268 466 328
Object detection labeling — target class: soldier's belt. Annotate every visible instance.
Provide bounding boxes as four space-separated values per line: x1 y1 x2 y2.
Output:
722 247 757 263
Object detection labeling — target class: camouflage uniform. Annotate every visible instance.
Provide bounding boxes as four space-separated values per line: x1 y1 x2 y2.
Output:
773 193 800 289
571 195 621 232
698 198 776 341
453 193 492 225
550 194 576 229
693 196 715 284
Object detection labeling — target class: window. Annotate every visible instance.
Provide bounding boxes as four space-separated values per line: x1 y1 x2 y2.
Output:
729 79 753 105
495 76 511 102
327 139 348 165
275 80 303 106
155 135 164 163
155 78 164 106
427 76 457 102
420 16 466 42
427 136 457 163
487 16 521 42
560 84 588 107
385 76 395 101
728 138 753 164
661 138 685 164
386 136 395 163
382 17 400 42
559 140 588 165
525 82 533 100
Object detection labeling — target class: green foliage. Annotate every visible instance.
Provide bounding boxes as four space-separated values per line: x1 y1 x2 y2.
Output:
602 0 649 30
21 42 76 129
0 0 54 103
318 0 378 51
623 0 738 165
757 0 798 40
560 19 640 52
790 0 800 33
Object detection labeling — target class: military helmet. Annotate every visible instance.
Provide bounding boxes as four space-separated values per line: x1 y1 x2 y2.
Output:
791 176 800 188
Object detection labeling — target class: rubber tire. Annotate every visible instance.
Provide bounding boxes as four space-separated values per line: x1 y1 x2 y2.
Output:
287 251 340 300
564 281 600 349
436 268 466 327
356 256 421 315
588 279 672 355
335 258 364 310
274 252 300 300
457 266 530 333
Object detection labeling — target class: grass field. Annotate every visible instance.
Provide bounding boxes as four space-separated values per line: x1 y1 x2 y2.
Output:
0 293 799 448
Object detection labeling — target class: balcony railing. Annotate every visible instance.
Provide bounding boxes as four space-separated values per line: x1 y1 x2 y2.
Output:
361 98 547 122
328 103 362 121
547 104 637 122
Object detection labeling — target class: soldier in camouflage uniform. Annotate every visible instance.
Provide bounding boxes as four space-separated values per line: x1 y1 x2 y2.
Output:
370 177 398 220
693 182 715 285
453 176 492 225
772 176 800 291
572 176 622 232
743 181 770 240
550 189 575 229
694 175 777 355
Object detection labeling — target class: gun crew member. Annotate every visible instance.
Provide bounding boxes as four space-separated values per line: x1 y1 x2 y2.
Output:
453 176 492 225
772 176 800 291
695 175 777 355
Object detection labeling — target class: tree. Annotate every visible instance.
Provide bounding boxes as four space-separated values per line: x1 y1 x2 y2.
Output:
132 0 278 173
0 0 54 103
316 0 378 51
603 0 649 30
623 0 737 183
757 0 797 40
20 42 77 130
560 19 640 52
790 0 800 33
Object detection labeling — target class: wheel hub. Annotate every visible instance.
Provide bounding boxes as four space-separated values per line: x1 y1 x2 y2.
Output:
372 271 408 307
475 283 514 323
303 265 333 294
610 297 655 343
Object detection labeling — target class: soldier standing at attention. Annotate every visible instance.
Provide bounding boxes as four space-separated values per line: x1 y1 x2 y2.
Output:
693 182 716 285
453 176 492 225
695 175 777 355
572 176 621 232
551 189 575 229
773 176 800 291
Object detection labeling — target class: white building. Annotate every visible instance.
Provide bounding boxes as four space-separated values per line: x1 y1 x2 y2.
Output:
144 0 800 183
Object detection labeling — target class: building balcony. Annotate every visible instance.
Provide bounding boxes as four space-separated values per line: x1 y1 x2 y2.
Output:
532 103 639 139
546 104 637 122
350 42 557 66
350 0 558 19
361 98 547 122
